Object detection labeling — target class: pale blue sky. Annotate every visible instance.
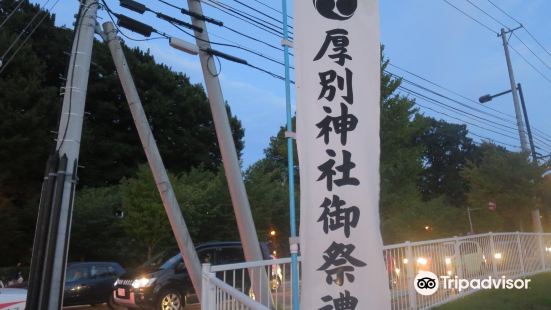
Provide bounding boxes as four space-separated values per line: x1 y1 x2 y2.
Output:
31 0 551 167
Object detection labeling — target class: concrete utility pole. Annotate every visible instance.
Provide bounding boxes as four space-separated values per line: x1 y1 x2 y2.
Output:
103 22 203 298
26 1 98 308
184 0 270 304
500 27 529 152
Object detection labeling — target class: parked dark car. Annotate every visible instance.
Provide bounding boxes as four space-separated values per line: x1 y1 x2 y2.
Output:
113 241 272 310
63 261 125 308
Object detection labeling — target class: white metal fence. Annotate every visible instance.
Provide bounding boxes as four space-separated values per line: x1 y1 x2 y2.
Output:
201 232 551 310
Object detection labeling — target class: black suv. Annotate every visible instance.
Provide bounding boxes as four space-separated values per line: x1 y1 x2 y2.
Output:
64 261 125 307
113 241 272 309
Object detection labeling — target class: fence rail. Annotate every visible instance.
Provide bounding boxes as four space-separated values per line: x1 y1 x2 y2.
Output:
201 232 551 310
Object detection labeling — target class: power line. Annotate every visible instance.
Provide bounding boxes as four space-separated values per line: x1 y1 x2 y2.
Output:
399 85 522 139
208 0 293 35
168 21 292 68
509 44 551 85
388 63 518 121
118 0 287 66
512 33 551 73
402 88 525 150
486 0 551 60
386 70 520 127
468 131 521 150
486 0 521 24
201 0 287 39
231 0 293 29
154 0 288 55
441 0 497 35
389 63 551 147
1 0 51 62
0 0 26 29
465 0 508 28
0 0 61 75
57 0 97 153
104 1 290 82
397 83 551 150
249 0 292 20
389 71 551 149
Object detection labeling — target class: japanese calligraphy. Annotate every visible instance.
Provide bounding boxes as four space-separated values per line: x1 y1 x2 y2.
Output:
318 242 366 285
314 29 352 66
316 103 358 145
319 290 358 310
318 194 360 238
318 68 354 104
317 149 360 191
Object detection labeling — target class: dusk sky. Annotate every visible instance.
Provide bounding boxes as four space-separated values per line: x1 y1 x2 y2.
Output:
31 0 551 168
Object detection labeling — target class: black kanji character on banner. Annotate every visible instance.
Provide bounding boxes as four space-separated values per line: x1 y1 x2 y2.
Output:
316 103 358 145
317 194 360 238
318 242 366 285
319 290 359 310
317 149 360 191
318 68 353 104
314 29 352 66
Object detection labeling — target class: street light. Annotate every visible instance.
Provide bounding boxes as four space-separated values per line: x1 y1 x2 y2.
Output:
479 83 537 162
270 230 276 237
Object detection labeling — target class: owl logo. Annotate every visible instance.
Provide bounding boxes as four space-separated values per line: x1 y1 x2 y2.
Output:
313 0 357 21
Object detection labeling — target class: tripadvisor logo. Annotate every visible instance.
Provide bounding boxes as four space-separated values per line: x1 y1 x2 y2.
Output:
414 271 439 296
413 271 532 296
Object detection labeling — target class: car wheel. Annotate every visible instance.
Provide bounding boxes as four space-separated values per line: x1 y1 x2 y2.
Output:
157 289 183 310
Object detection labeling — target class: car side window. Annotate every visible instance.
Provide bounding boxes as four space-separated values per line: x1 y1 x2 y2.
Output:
66 266 90 282
215 247 245 265
91 265 114 278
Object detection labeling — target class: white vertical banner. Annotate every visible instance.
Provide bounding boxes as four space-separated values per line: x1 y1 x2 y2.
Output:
295 1 391 309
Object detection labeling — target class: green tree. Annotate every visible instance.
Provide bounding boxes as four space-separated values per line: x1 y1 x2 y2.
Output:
417 117 478 207
462 143 545 232
379 57 431 242
119 166 173 261
0 2 245 265
70 186 133 263
175 167 238 243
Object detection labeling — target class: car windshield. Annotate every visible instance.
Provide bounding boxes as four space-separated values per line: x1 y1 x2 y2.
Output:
140 249 178 269
159 254 182 270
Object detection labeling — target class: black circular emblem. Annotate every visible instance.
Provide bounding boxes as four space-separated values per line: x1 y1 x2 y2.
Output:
313 0 357 21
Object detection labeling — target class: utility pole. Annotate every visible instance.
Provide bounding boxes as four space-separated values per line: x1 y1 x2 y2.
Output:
517 83 538 162
26 0 98 309
185 0 271 304
103 22 203 298
500 27 529 153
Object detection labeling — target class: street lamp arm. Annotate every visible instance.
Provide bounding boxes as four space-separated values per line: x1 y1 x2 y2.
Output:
479 89 514 103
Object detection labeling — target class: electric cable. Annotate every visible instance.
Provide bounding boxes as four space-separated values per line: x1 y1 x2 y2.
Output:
399 86 551 151
0 0 60 75
1 0 51 62
230 0 293 30
206 0 292 36
512 33 551 73
0 0 26 30
56 0 97 153
154 0 289 54
388 63 517 121
441 0 497 35
201 0 286 39
387 64 551 145
249 0 293 20
465 0 508 28
509 44 551 85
